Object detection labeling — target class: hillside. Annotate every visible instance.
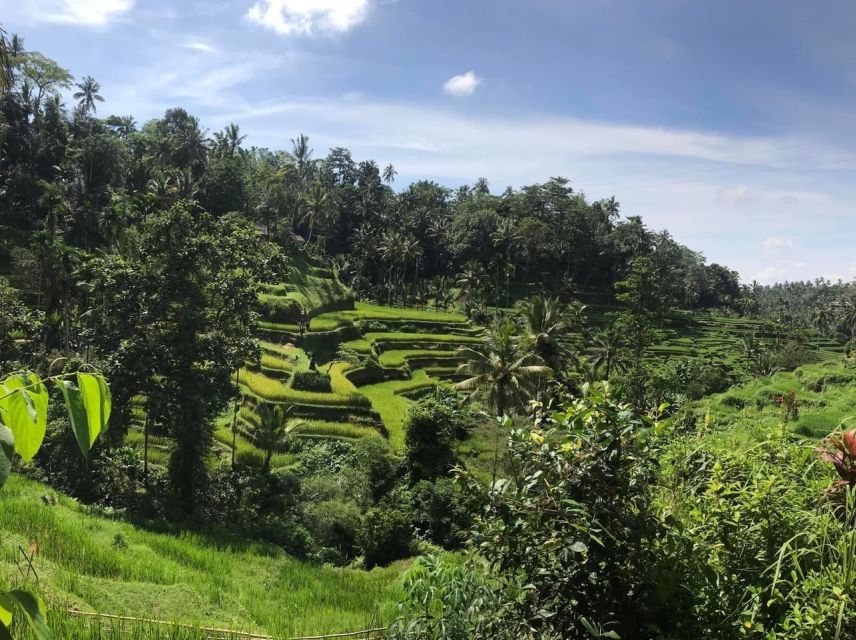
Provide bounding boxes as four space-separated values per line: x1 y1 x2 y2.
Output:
693 359 856 441
0 476 404 637
119 258 840 475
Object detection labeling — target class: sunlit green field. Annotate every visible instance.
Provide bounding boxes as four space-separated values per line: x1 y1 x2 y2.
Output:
0 476 405 638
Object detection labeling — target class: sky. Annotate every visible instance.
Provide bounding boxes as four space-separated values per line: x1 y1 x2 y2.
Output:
2 0 856 284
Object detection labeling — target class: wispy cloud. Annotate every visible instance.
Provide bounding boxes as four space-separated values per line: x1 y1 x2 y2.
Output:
246 0 371 35
8 0 134 27
182 40 216 53
762 236 795 253
443 71 482 97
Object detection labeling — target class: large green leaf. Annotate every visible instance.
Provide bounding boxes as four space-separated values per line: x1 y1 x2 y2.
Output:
79 373 111 449
55 379 89 458
55 374 110 458
6 590 52 640
0 374 48 463
0 592 13 627
0 426 13 490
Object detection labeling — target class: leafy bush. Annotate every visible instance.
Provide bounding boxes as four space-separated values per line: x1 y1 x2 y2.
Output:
352 434 398 503
404 398 457 482
292 370 332 393
302 499 362 561
359 497 413 569
359 319 390 332
411 478 470 549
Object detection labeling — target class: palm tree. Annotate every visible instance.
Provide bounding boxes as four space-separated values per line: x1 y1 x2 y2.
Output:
300 180 333 244
455 265 485 304
516 295 577 376
401 234 423 300
290 133 314 182
810 305 834 339
380 229 406 304
73 75 104 114
491 217 519 307
589 325 624 380
146 169 176 206
253 403 309 472
383 163 397 185
173 168 200 200
0 25 10 92
455 318 550 481
455 318 550 418
211 122 246 158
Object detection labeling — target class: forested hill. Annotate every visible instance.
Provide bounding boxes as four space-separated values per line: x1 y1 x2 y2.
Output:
0 33 744 319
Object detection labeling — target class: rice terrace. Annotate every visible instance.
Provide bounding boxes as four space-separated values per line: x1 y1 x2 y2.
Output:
2 2 856 639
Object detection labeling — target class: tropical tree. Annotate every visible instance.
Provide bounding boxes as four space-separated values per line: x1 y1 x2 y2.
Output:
73 75 104 114
456 318 549 418
211 122 246 158
383 163 397 185
515 294 579 377
301 180 334 244
490 217 519 307
290 133 314 183
0 24 10 92
455 264 486 304
589 325 625 380
253 403 309 471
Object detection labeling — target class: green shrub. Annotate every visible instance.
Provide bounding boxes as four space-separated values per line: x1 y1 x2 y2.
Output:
292 370 332 393
359 501 413 569
404 398 457 482
302 499 362 560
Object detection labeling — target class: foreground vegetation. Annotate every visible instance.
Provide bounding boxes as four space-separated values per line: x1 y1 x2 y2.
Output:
3 22 856 638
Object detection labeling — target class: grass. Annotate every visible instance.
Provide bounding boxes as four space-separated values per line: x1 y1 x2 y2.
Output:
687 360 856 443
0 476 405 637
238 369 371 408
377 349 460 368
211 423 297 470
359 370 444 450
363 332 480 344
345 302 467 323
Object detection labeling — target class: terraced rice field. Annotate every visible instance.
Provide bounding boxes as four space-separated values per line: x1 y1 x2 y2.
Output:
123 258 841 467
240 295 477 452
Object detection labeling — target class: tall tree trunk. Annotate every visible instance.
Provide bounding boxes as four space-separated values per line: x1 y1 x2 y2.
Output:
231 370 240 470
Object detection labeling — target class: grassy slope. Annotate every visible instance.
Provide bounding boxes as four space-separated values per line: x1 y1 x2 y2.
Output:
689 359 856 444
0 476 404 637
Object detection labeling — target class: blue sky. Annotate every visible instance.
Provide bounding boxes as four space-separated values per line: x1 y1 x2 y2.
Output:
3 0 856 284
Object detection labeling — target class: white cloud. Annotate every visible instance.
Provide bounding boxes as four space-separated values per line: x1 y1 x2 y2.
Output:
754 265 789 284
443 71 482 97
182 40 215 53
246 0 370 35
716 184 757 206
9 0 134 26
762 236 795 252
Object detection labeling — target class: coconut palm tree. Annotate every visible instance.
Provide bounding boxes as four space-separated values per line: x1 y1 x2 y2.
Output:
383 163 397 185
73 75 104 114
290 133 314 182
455 318 550 481
211 122 246 158
589 325 624 380
455 318 550 418
300 180 333 244
379 229 410 304
516 295 578 376
401 234 423 300
810 304 835 339
455 265 485 304
253 403 309 472
0 25 10 92
491 217 519 307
